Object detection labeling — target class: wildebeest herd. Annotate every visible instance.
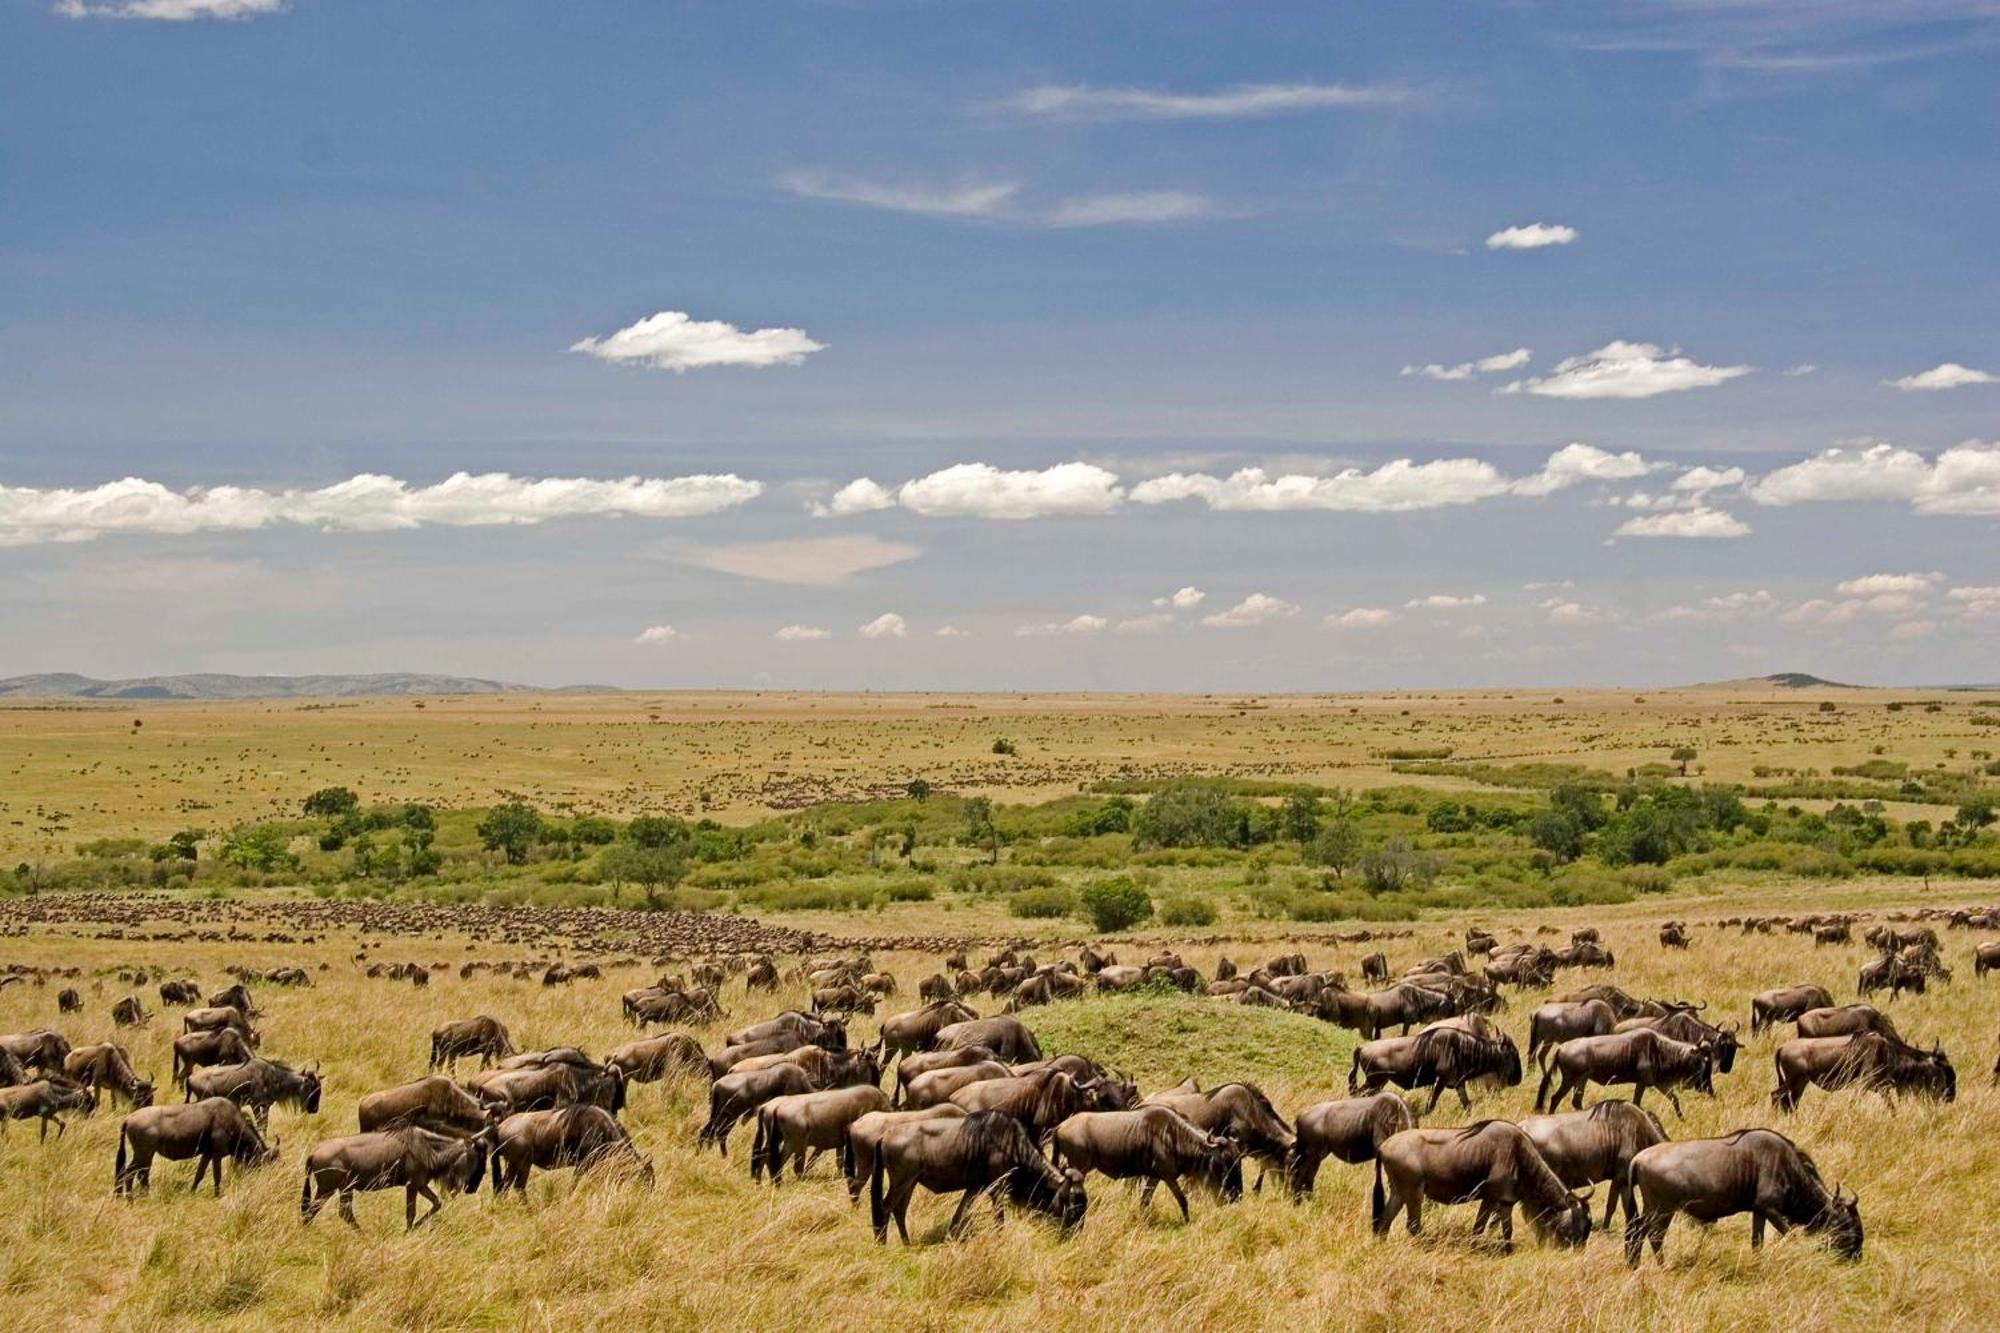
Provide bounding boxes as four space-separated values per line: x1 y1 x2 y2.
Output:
1 899 1993 1277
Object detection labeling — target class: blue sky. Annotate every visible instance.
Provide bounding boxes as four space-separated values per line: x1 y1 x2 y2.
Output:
1 0 1996 688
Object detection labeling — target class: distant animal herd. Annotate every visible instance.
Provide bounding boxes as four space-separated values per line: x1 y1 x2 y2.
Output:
5 900 1998 1267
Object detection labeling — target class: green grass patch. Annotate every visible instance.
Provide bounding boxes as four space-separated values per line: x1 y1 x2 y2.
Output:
1024 994 1355 1090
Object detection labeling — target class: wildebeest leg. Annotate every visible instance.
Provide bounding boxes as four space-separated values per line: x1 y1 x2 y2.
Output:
1160 1175 1191 1222
339 1187 359 1228
1496 1204 1515 1247
1404 1192 1422 1236
1605 1176 1625 1230
1657 1085 1685 1120
1288 1149 1322 1200
1139 1177 1158 1210
884 1170 920 1245
945 1187 982 1239
1750 1210 1766 1247
1471 1198 1496 1234
1454 1081 1473 1112
410 1181 443 1229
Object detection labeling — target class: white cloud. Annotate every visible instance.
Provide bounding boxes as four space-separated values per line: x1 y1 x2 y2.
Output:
934 624 971 638
1043 192 1215 227
1948 586 2000 616
778 171 1018 218
1782 588 1930 626
1834 572 1941 597
1887 362 1995 391
1511 442 1655 496
1748 441 2000 515
0 472 763 547
1485 222 1578 250
1540 598 1605 625
570 311 824 373
1018 614 1109 636
1503 341 1750 399
1613 507 1751 538
1402 347 1532 381
993 82 1415 122
1153 586 1206 610
1405 593 1487 610
688 535 918 586
1326 607 1396 629
773 625 832 641
1786 364 1819 377
634 625 681 644
1657 590 1776 621
56 0 279 18
858 613 908 639
1132 457 1509 512
1671 465 1746 493
1890 620 1938 641
1114 613 1176 634
1201 593 1299 628
829 462 1125 520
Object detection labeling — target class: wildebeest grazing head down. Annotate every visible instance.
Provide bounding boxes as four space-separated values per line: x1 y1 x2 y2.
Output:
868 1109 1086 1245
1626 1128 1860 1265
1374 1120 1592 1249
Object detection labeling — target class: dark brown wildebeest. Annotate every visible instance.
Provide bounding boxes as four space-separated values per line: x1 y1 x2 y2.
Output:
1 1028 73 1077
1287 1092 1416 1197
860 972 899 997
1795 1004 1900 1041
869 1110 1087 1244
1858 953 1928 998
1614 1011 1741 1075
429 1016 516 1070
846 1105 967 1202
1349 1020 1523 1113
185 1058 324 1127
1052 1106 1243 1220
1465 928 1497 957
812 984 876 1016
63 1043 154 1109
1553 941 1616 970
1771 1032 1955 1112
1814 922 1852 946
708 1034 820 1078
893 1045 999 1107
208 982 256 1016
170 1028 255 1088
1094 965 1147 993
1535 1028 1716 1119
1527 1000 1618 1063
934 1015 1042 1063
724 1011 845 1051
1140 1081 1294 1189
358 1076 494 1136
605 1033 709 1084
492 1104 653 1194
1519 1100 1669 1227
57 987 82 1014
879 1000 979 1061
0 1078 97 1139
701 1049 880 1154
629 989 723 1027
303 1125 492 1228
469 1061 626 1117
1359 952 1389 984
0 1049 25 1088
950 1069 1132 1141
917 974 956 1003
1625 1128 1861 1265
158 980 201 1007
1749 985 1835 1035
1079 944 1116 975
752 1083 892 1183
745 959 779 992
1549 983 1645 1020
1373 1120 1593 1249
1316 982 1452 1040
115 1096 276 1196
111 996 149 1028
1659 922 1690 950
905 1061 1012 1109
182 1006 255 1042
1975 942 2000 979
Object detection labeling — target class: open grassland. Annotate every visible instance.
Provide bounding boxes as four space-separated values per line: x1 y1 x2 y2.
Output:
2 882 1998 1330
6 685 1998 858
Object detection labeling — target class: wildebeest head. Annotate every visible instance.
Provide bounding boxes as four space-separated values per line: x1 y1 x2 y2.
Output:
1051 1166 1088 1233
1689 1044 1717 1096
300 1066 324 1115
1919 1044 1957 1103
1814 1185 1864 1260
455 1128 496 1195
1538 1186 1594 1248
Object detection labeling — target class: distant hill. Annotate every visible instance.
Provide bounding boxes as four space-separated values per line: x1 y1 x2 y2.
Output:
0 672 537 700
1694 672 1860 690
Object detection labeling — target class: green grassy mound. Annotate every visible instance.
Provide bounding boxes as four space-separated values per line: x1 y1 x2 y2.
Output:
1024 994 1356 1091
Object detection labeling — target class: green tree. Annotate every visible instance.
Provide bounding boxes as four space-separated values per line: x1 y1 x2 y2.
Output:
1134 781 1250 849
599 838 690 909
1304 820 1360 881
303 786 359 818
477 801 544 865
1958 795 1997 830
963 797 1000 864
1079 877 1153 932
219 824 299 873
1357 838 1435 894
1279 791 1321 845
1529 809 1586 863
1671 746 1698 777
628 815 692 850
404 829 442 878
905 778 933 802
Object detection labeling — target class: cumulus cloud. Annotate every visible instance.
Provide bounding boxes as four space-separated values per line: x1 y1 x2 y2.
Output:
1153 586 1206 610
1781 584 1931 625
0 472 763 547
993 82 1415 122
858 613 908 639
1405 593 1487 610
1613 507 1752 538
1671 465 1746 494
1747 441 2000 515
56 0 279 17
1657 590 1776 621
1511 443 1654 496
1201 593 1299 628
1017 614 1109 636
1887 362 1995 391
1485 222 1578 250
773 625 832 641
1133 457 1509 512
688 535 918 586
1402 347 1532 381
1326 607 1395 629
634 625 681 644
1835 572 1941 597
1948 586 2000 616
1540 598 1605 625
933 624 970 638
778 171 1018 218
1503 341 1751 399
570 311 824 373
823 463 1124 520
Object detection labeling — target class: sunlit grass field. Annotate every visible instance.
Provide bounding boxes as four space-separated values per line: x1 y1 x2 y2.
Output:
1 878 1995 1330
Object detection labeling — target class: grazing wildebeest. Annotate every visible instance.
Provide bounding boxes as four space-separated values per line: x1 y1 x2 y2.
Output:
934 1015 1042 1063
1527 1000 1618 1063
605 1033 709 1084
185 1058 323 1127
845 1105 967 1202
1287 1092 1417 1197
1614 1010 1741 1075
893 1045 999 1107
725 1011 845 1051
752 1083 891 1183
1141 1081 1295 1188
1625 1129 1861 1265
492 1104 653 1194
57 987 82 1014
1535 1028 1715 1119
1858 953 1928 998
1350 1021 1523 1113
904 1060 1012 1109
115 1097 276 1196
1771 1032 1955 1112
159 980 201 1007
812 984 876 1016
302 1126 493 1229
208 982 256 1016
0 1078 97 1139
1373 1120 1593 1249
1749 985 1835 1035
701 1049 880 1155
1659 922 1690 949
1316 983 1451 1039
1814 922 1852 946
1519 1100 1669 1227
1553 941 1617 971
868 1110 1087 1244
1549 984 1646 1021
470 1061 626 1118
1974 942 2000 979
170 1029 256 1088
63 1043 154 1108
111 996 150 1028
1795 1005 1900 1041
879 1000 979 1061
1 1029 73 1077
1052 1106 1243 1220
631 988 724 1026
358 1076 495 1136
429 1016 516 1070
1359 952 1389 984
182 1006 255 1042
950 1068 1132 1141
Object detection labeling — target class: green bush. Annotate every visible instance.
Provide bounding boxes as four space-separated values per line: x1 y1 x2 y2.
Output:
1158 894 1218 926
1079 876 1154 932
1010 886 1078 919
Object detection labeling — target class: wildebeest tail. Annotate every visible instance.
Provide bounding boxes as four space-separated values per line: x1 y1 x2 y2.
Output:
868 1152 888 1238
1370 1156 1385 1226
114 1127 127 1186
1346 1050 1361 1093
1533 1059 1556 1112
300 1166 312 1219
752 1110 777 1183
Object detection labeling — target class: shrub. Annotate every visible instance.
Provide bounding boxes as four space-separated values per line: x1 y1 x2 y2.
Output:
1158 894 1218 927
1010 886 1077 919
1133 781 1251 849
1079 876 1154 932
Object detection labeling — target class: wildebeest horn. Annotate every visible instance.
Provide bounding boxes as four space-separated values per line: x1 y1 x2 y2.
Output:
1574 1185 1595 1201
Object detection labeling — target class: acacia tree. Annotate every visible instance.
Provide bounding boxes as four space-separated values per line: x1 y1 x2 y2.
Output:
1304 820 1359 882
1671 746 1698 777
477 801 543 865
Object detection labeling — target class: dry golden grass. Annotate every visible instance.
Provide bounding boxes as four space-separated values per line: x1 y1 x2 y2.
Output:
1 879 1996 1330
5 685 1995 857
